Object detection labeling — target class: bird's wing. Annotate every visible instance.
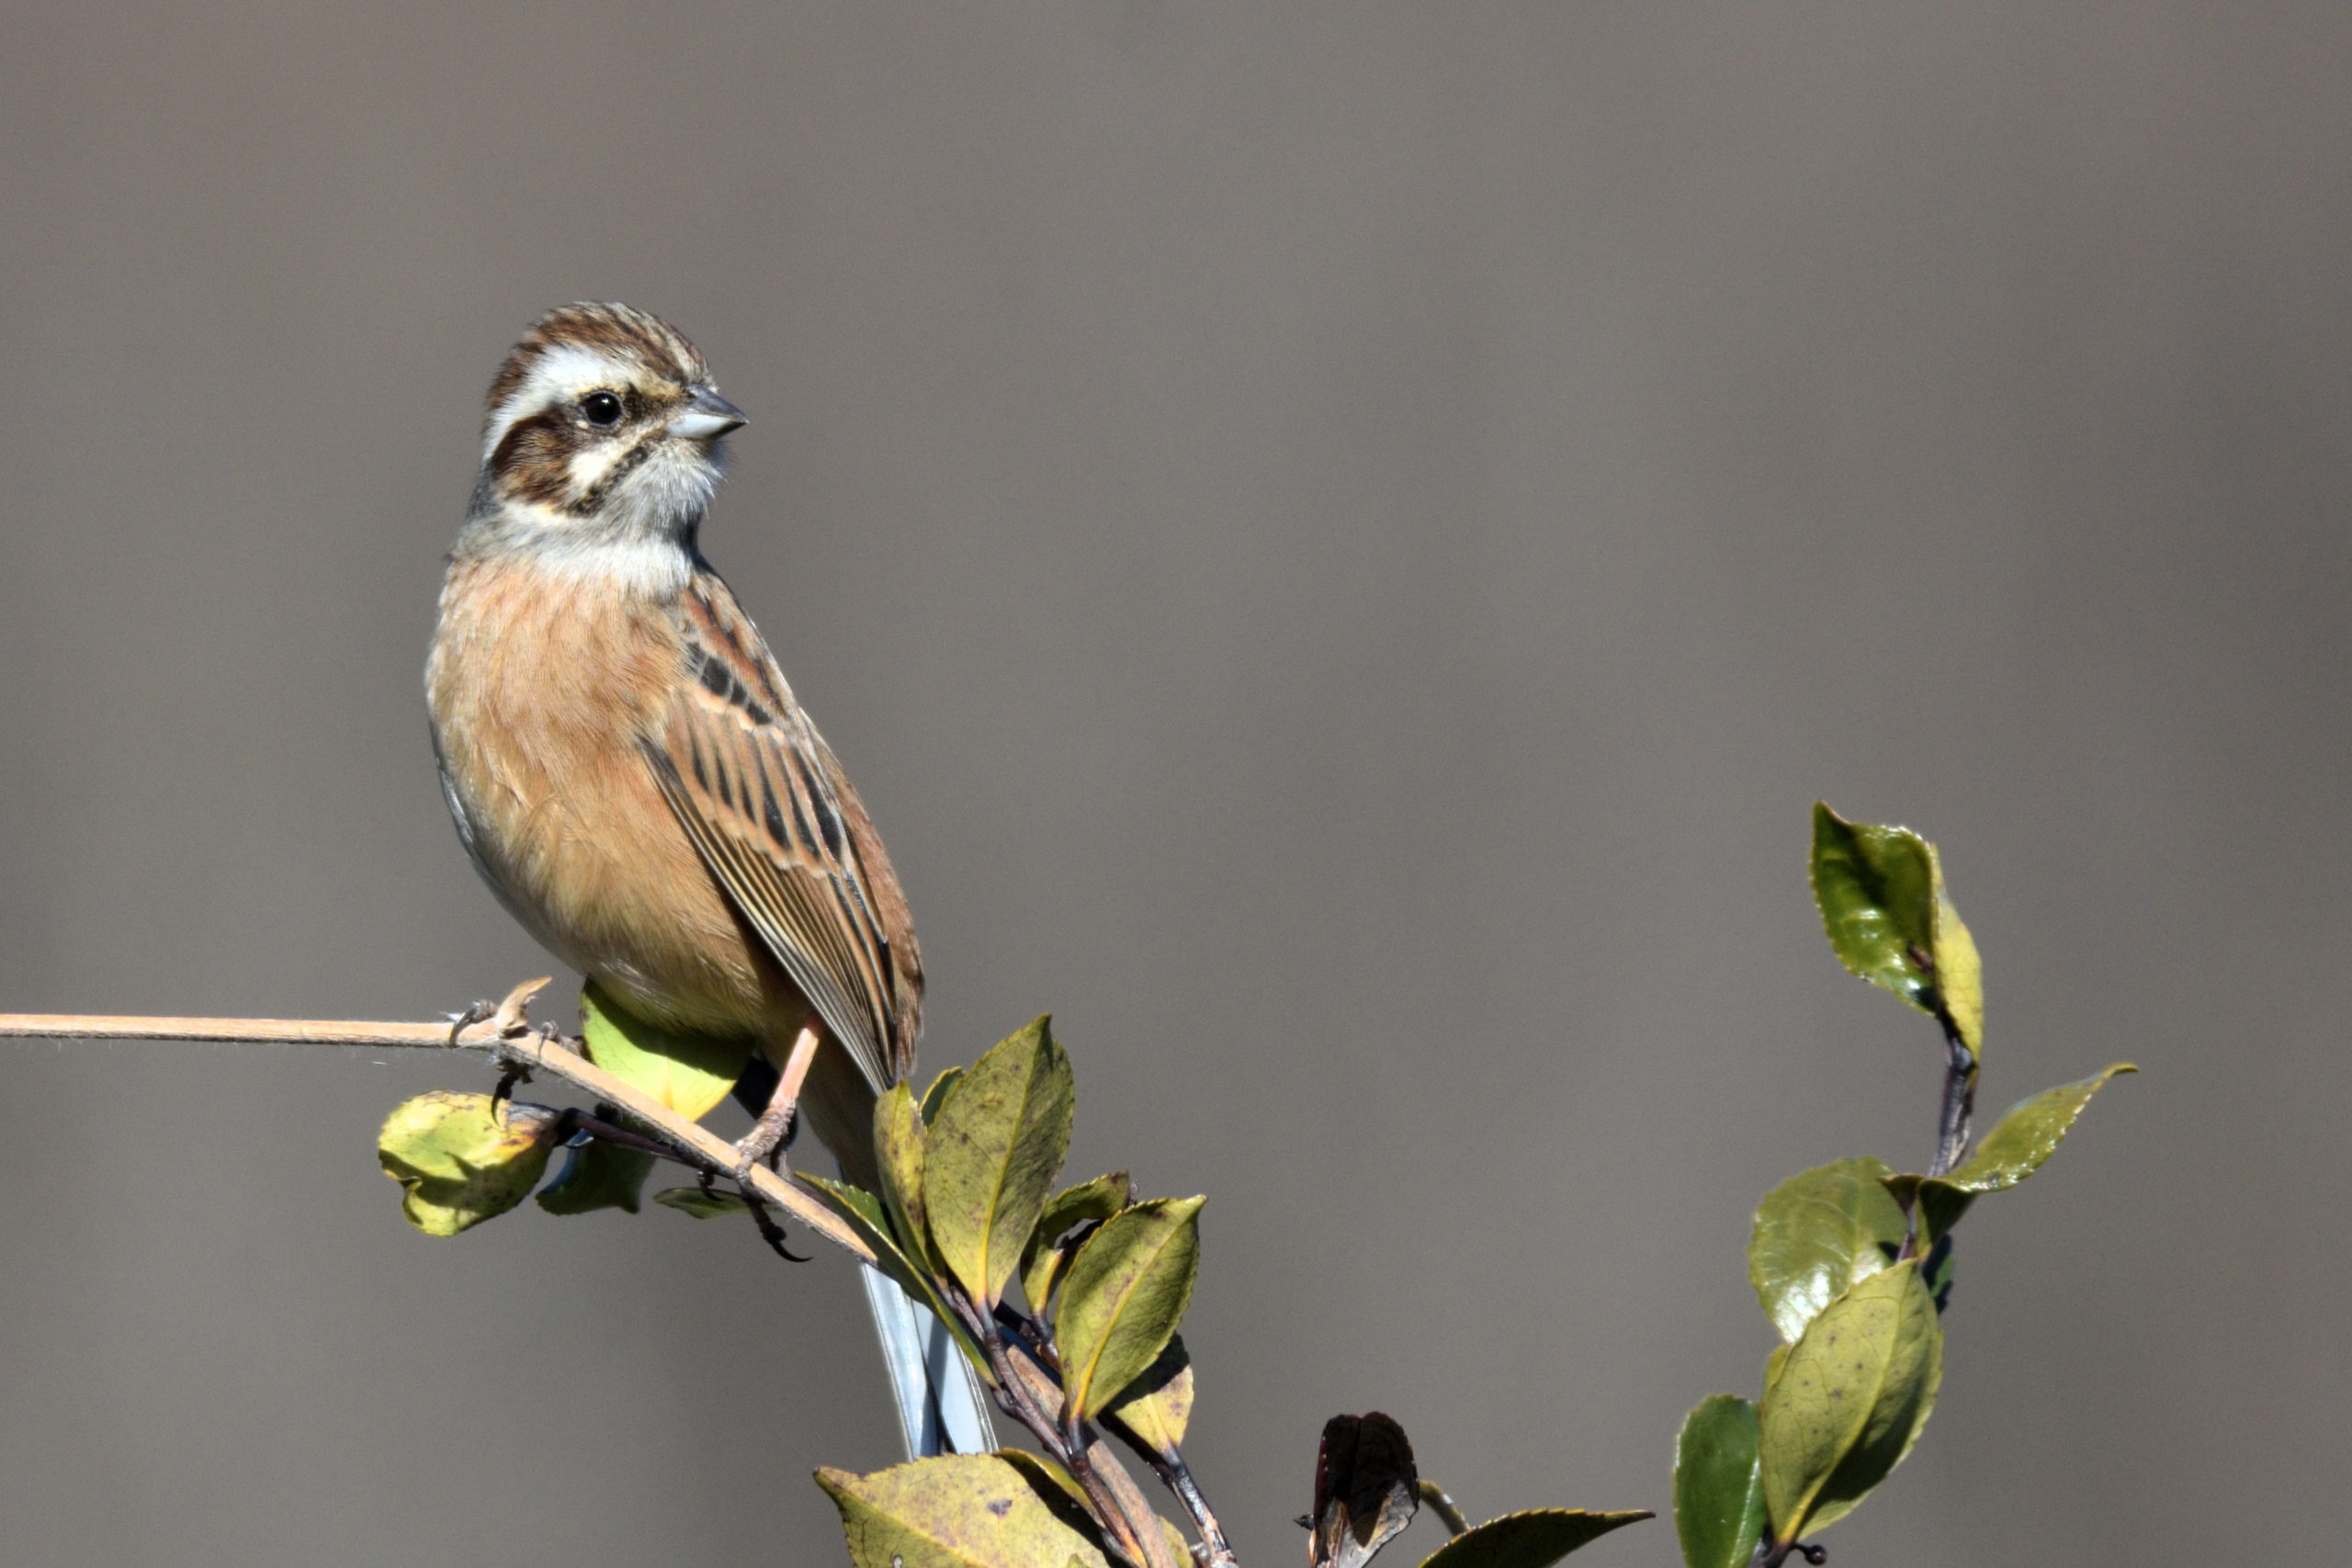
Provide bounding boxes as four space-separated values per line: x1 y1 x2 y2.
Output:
638 570 918 1093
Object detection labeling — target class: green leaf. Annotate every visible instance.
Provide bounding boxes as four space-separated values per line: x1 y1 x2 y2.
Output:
1413 1509 1651 1568
1020 1171 1133 1312
817 1453 1110 1568
804 1174 994 1384
1057 1197 1204 1420
1758 1260 1944 1544
652 1185 750 1219
578 981 755 1122
1933 890 1984 1057
1674 1395 1767 1568
922 1065 966 1124
1102 1335 1193 1459
927 1017 1077 1309
1809 806 1981 1051
876 1081 934 1268
1876 1173 1973 1248
1748 1157 1906 1343
535 1139 655 1215
1942 1064 2138 1193
378 1091 560 1236
1810 806 1935 1009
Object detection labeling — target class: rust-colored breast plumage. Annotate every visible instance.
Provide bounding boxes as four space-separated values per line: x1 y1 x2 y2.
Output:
425 553 921 1092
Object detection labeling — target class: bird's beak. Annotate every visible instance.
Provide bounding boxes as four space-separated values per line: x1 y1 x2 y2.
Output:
667 387 747 442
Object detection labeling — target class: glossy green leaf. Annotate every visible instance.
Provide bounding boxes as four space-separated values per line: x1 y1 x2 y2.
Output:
1020 1171 1133 1312
578 981 754 1122
1057 1196 1204 1420
652 1185 750 1219
535 1139 655 1215
1674 1395 1767 1568
1414 1510 1651 1568
1942 1065 2137 1192
1809 807 1982 1050
876 1081 934 1267
804 1174 994 1384
1748 1156 1906 1343
817 1453 1109 1568
1758 1260 1943 1543
378 1091 560 1236
1103 1335 1193 1459
1810 806 1936 1010
922 1065 967 1124
928 1017 1076 1309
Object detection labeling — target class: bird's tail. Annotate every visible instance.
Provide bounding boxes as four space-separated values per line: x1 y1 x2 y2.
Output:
859 1263 996 1458
733 1055 992 1458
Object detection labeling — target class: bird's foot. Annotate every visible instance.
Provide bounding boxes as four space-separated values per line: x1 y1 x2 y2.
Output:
730 1099 797 1182
730 1016 822 1182
444 998 497 1048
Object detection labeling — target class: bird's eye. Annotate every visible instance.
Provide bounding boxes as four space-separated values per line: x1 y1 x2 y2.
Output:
581 390 625 427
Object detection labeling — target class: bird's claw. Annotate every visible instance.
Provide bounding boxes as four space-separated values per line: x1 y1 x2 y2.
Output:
460 977 557 1118
445 999 497 1048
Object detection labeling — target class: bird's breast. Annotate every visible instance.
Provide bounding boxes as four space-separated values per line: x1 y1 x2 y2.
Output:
425 552 773 1033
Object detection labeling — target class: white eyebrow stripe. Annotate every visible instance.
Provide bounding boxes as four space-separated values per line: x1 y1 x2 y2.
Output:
481 344 640 459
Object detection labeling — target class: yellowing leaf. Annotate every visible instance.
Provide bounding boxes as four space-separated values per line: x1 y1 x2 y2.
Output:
1057 1197 1204 1420
378 1091 559 1236
927 1017 1075 1310
578 981 754 1121
1103 1336 1194 1459
817 1453 1109 1568
1758 1261 1943 1543
1020 1171 1133 1313
876 1081 935 1269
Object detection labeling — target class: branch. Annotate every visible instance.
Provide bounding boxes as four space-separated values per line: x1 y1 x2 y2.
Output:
1927 1011 1977 1179
0 987 870 1262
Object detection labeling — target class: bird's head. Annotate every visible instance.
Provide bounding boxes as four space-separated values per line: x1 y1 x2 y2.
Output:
473 302 744 550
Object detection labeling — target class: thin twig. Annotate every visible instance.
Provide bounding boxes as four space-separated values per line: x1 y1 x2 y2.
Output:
1927 1012 1976 1179
1415 1480 1471 1537
0 996 868 1260
1102 1415 1237 1568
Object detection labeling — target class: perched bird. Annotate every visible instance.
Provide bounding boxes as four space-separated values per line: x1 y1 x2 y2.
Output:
425 302 986 1454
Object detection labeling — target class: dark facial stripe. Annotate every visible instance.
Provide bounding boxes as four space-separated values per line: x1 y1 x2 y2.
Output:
571 433 660 515
489 408 578 511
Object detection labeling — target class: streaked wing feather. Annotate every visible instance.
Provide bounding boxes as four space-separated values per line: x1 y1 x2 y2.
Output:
640 574 911 1092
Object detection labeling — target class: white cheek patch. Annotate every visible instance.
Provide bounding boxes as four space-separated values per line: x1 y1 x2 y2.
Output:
481 344 640 460
567 443 623 493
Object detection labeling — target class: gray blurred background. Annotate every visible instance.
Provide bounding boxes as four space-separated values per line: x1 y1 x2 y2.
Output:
0 6 2341 1565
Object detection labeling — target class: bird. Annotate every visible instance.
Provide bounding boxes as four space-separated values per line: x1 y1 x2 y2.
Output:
424 301 988 1456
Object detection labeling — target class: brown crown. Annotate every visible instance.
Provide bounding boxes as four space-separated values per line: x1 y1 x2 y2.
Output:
484 302 712 424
